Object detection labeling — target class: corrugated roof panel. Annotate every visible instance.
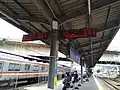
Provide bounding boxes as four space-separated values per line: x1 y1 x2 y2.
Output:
60 0 78 6
60 0 85 14
92 37 101 42
1 1 28 15
61 1 84 10
72 19 87 26
15 0 32 3
45 0 63 17
72 23 86 29
103 30 112 37
31 22 51 32
59 0 68 4
96 32 103 38
77 39 89 45
92 18 106 27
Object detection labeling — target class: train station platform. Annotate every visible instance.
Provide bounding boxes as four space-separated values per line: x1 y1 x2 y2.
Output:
24 75 112 90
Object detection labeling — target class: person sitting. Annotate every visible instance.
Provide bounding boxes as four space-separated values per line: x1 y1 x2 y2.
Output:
72 71 80 89
63 72 72 88
72 71 79 84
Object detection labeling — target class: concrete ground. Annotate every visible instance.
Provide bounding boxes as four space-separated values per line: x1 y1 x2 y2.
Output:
7 75 115 90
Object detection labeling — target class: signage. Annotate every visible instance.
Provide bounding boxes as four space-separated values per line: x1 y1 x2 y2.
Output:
22 28 97 41
22 32 47 41
52 21 58 29
68 46 80 64
59 28 96 39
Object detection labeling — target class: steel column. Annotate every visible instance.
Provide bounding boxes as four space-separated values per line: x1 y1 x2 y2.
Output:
81 57 83 84
48 21 58 89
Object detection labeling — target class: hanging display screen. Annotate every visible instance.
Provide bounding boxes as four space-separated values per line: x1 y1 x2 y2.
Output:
68 46 80 64
59 28 96 39
22 28 97 41
22 32 47 41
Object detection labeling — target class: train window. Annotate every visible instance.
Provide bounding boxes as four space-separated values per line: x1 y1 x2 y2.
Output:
46 66 49 71
57 68 60 72
25 64 30 71
15 64 21 71
8 63 15 71
0 63 2 69
41 66 45 71
33 65 39 71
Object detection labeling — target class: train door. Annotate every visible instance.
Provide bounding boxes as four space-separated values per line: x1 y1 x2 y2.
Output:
41 65 47 81
24 64 30 78
0 62 3 78
24 64 30 72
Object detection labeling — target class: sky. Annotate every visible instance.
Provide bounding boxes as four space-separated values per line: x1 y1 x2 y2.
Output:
107 28 120 51
0 18 27 41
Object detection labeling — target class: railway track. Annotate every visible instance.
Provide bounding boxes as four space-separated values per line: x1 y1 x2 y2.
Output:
100 77 120 90
0 80 47 90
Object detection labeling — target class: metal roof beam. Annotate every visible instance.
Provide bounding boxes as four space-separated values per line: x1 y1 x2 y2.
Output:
84 56 99 67
97 61 120 65
100 6 111 52
98 20 118 32
54 0 64 15
13 0 32 16
59 19 119 32
80 45 106 55
84 51 103 58
104 50 120 55
104 6 111 28
0 10 32 33
32 0 54 23
78 37 111 51
26 22 40 32
13 0 51 25
9 16 50 25
40 24 50 32
59 0 120 24
83 47 106 56
86 51 104 67
0 1 18 15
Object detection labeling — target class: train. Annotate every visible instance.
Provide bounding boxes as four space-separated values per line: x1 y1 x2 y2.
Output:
0 51 70 86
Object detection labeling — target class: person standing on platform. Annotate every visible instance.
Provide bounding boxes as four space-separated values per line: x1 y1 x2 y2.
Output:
72 71 80 89
62 72 72 90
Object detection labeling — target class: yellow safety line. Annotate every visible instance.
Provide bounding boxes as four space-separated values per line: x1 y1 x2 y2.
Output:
93 75 104 90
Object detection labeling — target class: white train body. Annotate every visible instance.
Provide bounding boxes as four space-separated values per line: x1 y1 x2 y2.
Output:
0 52 67 83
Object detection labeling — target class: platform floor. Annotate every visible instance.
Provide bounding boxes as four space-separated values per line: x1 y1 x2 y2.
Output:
79 76 98 90
15 75 114 90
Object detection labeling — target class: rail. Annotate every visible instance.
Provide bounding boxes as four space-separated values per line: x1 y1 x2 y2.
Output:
99 77 120 90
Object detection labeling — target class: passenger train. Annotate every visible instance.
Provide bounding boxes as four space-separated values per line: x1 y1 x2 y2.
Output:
0 51 70 86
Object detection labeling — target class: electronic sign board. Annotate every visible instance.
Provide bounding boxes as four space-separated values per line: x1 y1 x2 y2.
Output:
22 28 97 41
67 45 80 64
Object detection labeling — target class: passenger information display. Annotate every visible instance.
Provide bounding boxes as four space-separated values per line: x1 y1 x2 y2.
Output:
59 28 96 39
22 32 47 41
69 46 80 64
22 28 97 41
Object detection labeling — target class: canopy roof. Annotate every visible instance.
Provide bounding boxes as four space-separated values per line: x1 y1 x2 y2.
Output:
0 0 120 67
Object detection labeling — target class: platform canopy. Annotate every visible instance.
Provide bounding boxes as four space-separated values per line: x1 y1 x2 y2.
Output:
104 50 120 55
0 0 120 67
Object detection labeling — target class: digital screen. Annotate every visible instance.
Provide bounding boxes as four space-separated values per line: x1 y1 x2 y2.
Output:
22 28 97 41
69 46 80 64
59 28 96 39
22 32 47 41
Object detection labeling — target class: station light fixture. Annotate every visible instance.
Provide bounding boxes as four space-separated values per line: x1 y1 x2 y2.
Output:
52 21 58 29
82 57 84 60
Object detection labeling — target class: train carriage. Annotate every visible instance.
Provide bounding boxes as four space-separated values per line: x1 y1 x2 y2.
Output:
0 52 68 86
